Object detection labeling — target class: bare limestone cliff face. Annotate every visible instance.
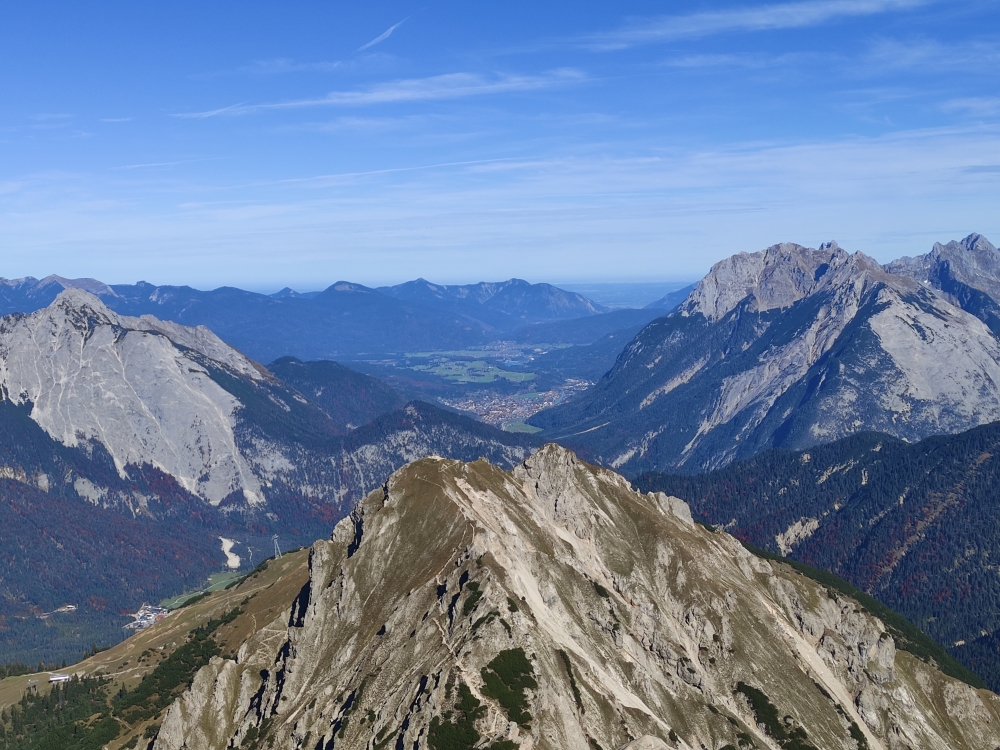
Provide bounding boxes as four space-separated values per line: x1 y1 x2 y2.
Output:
0 289 536 515
681 241 861 322
532 236 1000 474
0 287 268 504
886 233 1000 335
886 233 1000 307
154 445 1000 750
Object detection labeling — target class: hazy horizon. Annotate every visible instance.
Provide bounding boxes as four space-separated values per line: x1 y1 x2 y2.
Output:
2 273 697 309
3 1 998 287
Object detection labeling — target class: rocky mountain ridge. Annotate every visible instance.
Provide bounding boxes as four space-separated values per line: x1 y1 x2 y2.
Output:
0 274 611 362
0 288 538 511
266 356 407 433
0 290 540 664
635 418 1000 693
531 233 1000 474
0 287 268 505
678 241 906 321
148 445 1000 750
885 232 1000 334
377 277 608 329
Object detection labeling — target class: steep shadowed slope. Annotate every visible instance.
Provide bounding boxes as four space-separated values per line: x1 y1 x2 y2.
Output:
645 282 697 311
267 357 406 433
886 232 1000 335
531 238 1000 475
635 421 1000 692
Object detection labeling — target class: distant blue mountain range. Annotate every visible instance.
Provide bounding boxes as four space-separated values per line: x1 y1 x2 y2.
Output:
0 275 633 362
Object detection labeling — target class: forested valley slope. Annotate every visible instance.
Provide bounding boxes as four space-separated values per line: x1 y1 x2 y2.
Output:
0 290 537 665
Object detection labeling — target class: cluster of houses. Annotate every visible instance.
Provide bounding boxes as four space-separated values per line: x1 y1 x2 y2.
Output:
123 603 169 631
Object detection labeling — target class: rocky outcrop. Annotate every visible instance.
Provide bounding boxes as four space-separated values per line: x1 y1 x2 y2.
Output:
531 234 1000 474
635 419 1000 692
154 445 1000 750
0 288 266 504
681 241 856 321
886 233 1000 334
0 290 537 514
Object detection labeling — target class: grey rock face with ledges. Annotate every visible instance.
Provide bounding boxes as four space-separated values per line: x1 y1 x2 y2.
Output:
154 445 1000 750
531 234 1000 475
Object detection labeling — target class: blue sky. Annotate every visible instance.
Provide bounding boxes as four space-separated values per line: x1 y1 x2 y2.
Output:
1 1 998 289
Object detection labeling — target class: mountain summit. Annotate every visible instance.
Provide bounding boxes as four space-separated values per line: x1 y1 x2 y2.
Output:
679 241 902 321
0 288 268 504
886 232 1000 334
0 289 537 512
531 235 1000 473
377 277 608 330
152 445 999 750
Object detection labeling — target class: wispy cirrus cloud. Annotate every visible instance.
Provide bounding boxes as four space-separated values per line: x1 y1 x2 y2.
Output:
273 157 519 189
173 69 585 119
238 58 342 75
662 53 749 68
5 124 1000 286
358 19 406 52
862 37 1000 73
112 157 227 170
661 51 807 69
177 103 250 120
944 97 1000 116
190 58 342 80
587 0 929 50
